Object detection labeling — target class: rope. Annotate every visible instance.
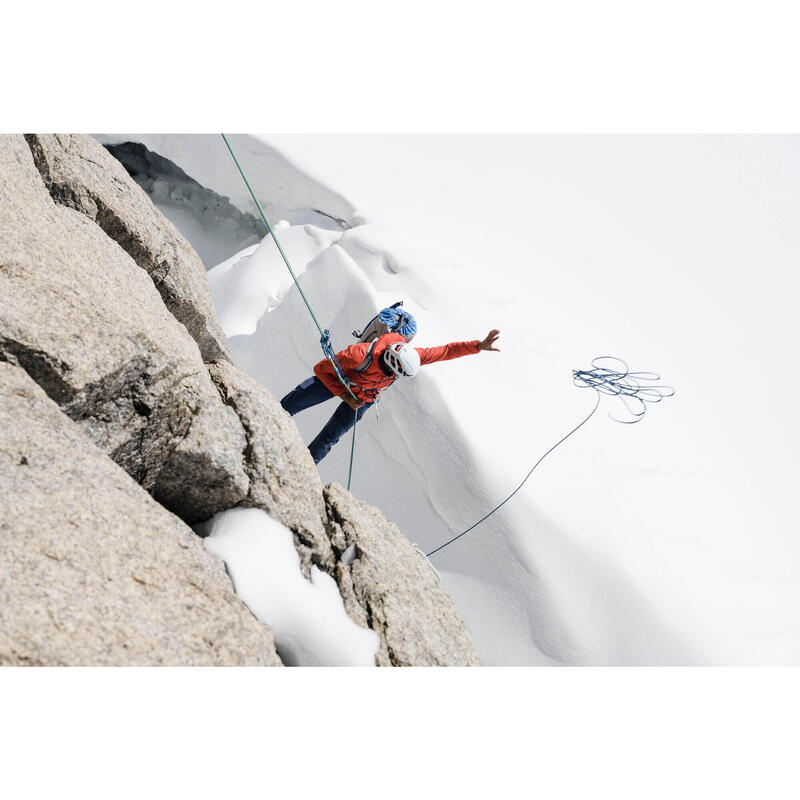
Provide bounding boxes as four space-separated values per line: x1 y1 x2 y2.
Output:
426 356 674 557
221 134 361 489
572 356 674 423
347 409 358 489
221 134 325 337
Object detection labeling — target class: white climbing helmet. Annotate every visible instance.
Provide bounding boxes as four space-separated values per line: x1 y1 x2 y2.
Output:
383 342 420 377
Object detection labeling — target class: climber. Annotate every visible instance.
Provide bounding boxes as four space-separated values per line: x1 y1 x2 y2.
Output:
281 329 501 464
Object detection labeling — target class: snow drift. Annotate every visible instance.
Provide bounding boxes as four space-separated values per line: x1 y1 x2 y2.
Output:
199 508 379 667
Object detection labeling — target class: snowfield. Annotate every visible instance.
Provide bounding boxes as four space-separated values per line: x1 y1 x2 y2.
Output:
98 134 800 666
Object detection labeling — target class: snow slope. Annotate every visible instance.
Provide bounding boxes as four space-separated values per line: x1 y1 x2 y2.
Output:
102 134 800 665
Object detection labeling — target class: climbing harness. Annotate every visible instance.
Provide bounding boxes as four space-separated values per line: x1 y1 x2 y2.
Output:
425 357 674 558
221 133 362 489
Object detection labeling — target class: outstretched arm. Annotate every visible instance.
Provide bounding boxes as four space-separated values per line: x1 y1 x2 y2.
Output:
416 329 501 365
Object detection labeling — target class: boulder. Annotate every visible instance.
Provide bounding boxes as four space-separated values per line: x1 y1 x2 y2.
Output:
324 483 480 666
24 134 231 364
0 134 248 520
0 361 281 666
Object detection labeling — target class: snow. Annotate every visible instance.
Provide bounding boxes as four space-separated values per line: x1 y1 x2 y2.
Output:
155 201 260 268
208 223 341 337
198 507 378 667
94 134 356 232
107 133 800 666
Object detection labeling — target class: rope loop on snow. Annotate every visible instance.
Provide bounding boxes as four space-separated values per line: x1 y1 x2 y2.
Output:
426 357 674 558
222 134 360 489
572 356 675 423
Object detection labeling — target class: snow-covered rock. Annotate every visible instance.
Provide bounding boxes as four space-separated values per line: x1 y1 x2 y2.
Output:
200 507 379 667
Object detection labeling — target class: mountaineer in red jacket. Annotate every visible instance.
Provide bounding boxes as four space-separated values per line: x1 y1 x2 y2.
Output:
281 328 501 464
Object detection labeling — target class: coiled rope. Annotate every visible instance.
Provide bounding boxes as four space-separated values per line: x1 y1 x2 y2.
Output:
221 134 361 489
426 357 674 557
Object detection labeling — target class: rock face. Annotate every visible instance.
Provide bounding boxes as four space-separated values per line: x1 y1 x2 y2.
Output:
325 484 480 666
209 360 333 574
24 134 231 364
0 135 248 522
0 362 280 666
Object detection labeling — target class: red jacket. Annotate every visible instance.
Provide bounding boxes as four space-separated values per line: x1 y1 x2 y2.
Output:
314 332 480 403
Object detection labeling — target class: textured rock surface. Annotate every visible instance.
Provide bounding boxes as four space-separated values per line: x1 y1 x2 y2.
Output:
324 484 480 666
152 400 250 524
209 360 333 574
0 134 248 520
0 362 281 666
24 134 231 364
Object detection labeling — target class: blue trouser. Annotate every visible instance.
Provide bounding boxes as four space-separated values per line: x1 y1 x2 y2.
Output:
280 376 372 464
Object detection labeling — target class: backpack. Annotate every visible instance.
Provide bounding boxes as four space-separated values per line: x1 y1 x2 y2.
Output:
352 301 417 344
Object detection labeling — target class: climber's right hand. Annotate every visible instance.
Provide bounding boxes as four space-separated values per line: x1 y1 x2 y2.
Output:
343 394 365 410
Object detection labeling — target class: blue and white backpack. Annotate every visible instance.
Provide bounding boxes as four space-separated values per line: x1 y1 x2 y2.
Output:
352 301 417 344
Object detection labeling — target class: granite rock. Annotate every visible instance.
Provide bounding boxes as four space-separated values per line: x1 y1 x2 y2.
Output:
0 361 280 666
324 483 480 666
24 133 231 364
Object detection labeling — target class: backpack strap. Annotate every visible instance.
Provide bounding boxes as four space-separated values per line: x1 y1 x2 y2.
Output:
353 339 378 373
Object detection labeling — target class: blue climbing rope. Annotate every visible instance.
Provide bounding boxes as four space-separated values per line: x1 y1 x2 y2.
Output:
221 133 361 489
426 357 674 557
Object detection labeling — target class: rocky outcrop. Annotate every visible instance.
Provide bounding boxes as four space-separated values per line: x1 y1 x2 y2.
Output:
0 361 280 666
325 484 480 666
0 135 248 521
209 360 333 574
23 134 231 364
152 400 250 524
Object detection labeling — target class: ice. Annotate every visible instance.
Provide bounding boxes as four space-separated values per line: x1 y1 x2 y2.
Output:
199 507 378 667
